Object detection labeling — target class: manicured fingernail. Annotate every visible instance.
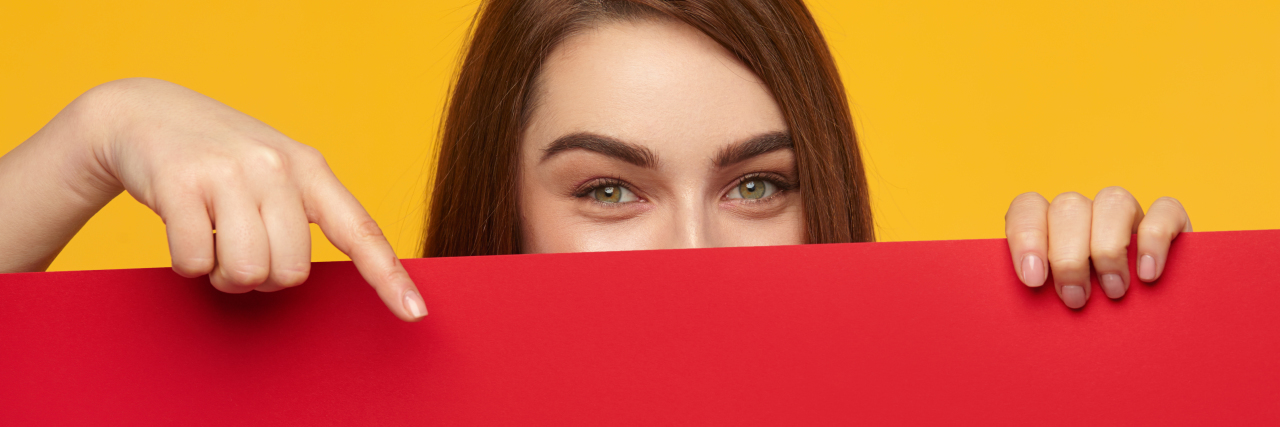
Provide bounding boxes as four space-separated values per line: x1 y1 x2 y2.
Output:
1061 285 1087 309
1138 255 1157 281
1021 254 1046 287
403 289 427 318
1100 273 1126 299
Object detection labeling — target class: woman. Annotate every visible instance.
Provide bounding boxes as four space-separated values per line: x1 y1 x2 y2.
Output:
0 0 1191 320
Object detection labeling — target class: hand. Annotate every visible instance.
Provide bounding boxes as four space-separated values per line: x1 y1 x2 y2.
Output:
96 78 426 320
1004 187 1192 309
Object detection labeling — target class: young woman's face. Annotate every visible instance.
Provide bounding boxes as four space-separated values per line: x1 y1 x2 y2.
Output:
518 18 804 253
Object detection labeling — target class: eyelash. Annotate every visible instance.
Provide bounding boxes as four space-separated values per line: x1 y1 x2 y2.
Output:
573 177 639 205
571 173 797 205
728 172 796 203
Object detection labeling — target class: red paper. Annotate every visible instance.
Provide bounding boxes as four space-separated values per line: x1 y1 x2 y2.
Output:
2 230 1278 425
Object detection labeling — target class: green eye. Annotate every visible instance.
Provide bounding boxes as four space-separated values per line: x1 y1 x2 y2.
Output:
594 186 621 203
740 179 765 199
729 178 777 200
591 185 637 203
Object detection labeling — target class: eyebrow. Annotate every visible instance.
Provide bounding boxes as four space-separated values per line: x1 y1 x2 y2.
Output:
540 131 793 169
542 133 657 168
713 132 792 168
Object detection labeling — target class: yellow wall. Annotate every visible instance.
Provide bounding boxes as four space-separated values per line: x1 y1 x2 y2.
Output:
1 0 1276 271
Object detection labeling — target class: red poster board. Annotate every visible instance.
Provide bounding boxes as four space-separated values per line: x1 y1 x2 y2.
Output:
2 230 1278 425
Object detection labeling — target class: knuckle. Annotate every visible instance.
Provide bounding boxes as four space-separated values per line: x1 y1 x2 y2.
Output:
376 258 411 289
1049 192 1092 216
1151 196 1185 211
1012 192 1048 204
352 218 385 242
1092 190 1138 220
1051 191 1090 206
295 147 336 188
295 147 333 186
245 146 289 174
1094 186 1134 205
381 270 411 290
172 257 215 277
205 157 247 184
1048 257 1090 273
1005 192 1048 224
225 264 269 287
1010 229 1046 245
1091 244 1128 262
210 271 254 294
297 145 327 165
272 265 310 288
207 156 238 176
1008 192 1048 211
1139 223 1174 240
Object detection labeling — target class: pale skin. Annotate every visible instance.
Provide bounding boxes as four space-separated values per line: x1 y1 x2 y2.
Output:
519 19 804 252
0 18 1191 316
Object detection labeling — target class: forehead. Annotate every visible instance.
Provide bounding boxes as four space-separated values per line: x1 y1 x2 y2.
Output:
524 18 786 156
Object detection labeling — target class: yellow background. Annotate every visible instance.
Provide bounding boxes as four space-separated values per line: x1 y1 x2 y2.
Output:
1 0 1276 272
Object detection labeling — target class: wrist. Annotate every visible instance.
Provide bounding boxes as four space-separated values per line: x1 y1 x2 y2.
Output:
0 81 134 271
53 80 140 201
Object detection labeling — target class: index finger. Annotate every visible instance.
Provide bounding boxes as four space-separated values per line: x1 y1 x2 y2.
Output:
305 172 426 322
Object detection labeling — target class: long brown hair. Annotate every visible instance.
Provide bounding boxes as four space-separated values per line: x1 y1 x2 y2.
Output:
423 0 873 257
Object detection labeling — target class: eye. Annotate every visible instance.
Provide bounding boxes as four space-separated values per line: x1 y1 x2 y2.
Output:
728 177 778 200
591 184 638 204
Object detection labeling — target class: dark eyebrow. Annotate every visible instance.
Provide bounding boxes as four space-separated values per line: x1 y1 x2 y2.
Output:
541 132 657 169
714 132 793 168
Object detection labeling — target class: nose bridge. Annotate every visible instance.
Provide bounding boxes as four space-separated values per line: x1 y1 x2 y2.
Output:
668 196 714 249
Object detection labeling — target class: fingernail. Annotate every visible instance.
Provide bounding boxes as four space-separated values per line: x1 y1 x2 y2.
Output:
1138 255 1157 281
1061 285 1087 309
1100 273 1126 299
1021 254 1046 287
403 289 428 318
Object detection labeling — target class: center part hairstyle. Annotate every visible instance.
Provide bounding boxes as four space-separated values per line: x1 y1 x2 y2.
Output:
423 0 874 257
